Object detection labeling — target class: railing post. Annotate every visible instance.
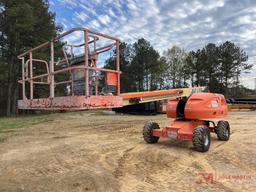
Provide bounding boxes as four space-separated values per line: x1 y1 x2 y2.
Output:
29 52 33 99
21 57 26 99
116 40 120 96
84 30 89 97
50 41 55 98
93 36 98 95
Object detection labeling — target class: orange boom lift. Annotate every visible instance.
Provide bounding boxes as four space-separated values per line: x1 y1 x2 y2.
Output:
143 93 230 152
17 28 204 111
17 28 230 152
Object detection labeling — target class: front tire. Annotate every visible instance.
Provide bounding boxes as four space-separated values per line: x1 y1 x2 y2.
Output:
216 121 230 141
192 125 211 152
143 121 160 144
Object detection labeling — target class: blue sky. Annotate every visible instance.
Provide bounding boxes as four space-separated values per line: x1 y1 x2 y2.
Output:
49 0 256 89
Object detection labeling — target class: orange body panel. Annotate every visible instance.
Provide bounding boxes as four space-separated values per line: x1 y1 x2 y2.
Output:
166 93 228 119
166 99 179 118
106 72 118 86
185 93 227 119
153 120 208 140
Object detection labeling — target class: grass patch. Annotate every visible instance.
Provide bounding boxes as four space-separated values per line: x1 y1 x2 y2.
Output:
0 113 62 142
0 110 96 143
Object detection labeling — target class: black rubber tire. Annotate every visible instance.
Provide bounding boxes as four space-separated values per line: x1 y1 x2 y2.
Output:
143 121 160 144
192 125 211 152
216 120 230 141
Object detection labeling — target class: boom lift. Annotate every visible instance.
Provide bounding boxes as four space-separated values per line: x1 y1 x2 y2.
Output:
17 28 204 111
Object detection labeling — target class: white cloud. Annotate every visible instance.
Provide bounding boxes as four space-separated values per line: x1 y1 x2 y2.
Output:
74 12 88 22
99 15 111 25
57 0 77 6
108 8 116 18
240 76 256 90
90 20 101 29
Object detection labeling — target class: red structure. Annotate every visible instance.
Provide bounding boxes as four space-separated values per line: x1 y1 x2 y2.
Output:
143 93 230 152
17 28 205 111
18 28 122 110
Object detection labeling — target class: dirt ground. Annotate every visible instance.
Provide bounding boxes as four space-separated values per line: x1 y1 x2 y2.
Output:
0 111 256 192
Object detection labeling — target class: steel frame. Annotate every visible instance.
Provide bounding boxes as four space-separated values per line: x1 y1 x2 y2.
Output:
18 28 122 110
153 120 216 140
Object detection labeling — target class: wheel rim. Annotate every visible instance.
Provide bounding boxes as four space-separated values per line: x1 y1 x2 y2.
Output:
224 127 229 137
204 133 209 146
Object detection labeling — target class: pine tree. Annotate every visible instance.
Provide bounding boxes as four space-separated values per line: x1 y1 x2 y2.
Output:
0 0 61 116
163 46 188 88
219 41 250 96
130 38 160 91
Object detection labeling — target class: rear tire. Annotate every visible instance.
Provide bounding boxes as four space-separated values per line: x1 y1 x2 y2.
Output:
192 125 211 152
143 121 160 144
216 121 230 141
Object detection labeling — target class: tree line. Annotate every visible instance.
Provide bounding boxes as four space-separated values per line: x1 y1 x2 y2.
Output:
106 39 252 97
0 0 254 116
